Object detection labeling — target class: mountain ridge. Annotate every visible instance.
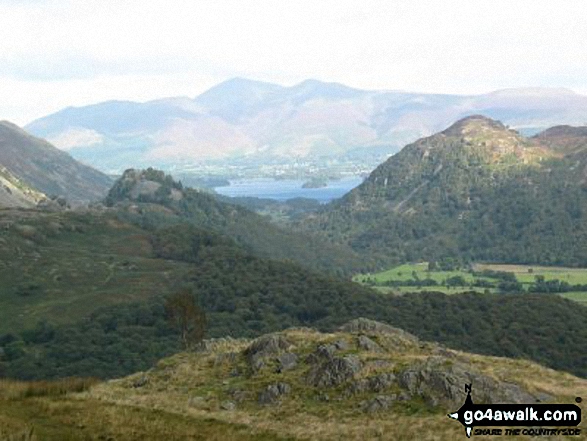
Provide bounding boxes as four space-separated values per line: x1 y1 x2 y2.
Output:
25 79 587 173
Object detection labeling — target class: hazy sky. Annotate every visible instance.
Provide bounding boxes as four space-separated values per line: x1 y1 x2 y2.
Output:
1 0 586 125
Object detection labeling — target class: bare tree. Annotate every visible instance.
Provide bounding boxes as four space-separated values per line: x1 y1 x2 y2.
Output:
165 289 206 349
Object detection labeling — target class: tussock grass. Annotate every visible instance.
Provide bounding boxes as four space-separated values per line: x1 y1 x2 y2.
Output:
0 377 100 400
0 427 36 441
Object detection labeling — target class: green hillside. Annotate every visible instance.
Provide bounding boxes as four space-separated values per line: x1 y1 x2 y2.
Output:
300 116 587 268
105 168 369 276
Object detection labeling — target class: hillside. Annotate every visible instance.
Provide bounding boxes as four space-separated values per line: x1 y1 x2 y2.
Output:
105 168 368 276
0 166 45 208
0 121 112 204
301 116 587 267
1 320 586 440
24 79 587 172
1 195 586 381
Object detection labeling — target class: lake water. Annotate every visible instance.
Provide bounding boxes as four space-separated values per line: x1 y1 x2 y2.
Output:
214 176 363 203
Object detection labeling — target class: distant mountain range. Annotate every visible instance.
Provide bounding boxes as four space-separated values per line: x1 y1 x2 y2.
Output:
25 78 587 173
300 116 587 267
0 121 112 206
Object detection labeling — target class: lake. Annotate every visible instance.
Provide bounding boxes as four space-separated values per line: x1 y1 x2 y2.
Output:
214 176 363 202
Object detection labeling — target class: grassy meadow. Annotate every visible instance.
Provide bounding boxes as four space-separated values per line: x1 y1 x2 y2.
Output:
354 262 587 304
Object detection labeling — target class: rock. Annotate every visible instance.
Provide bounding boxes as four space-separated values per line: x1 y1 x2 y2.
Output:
357 335 384 352
251 359 265 372
244 334 292 372
258 382 291 405
360 394 403 413
304 343 338 365
187 396 206 407
306 355 362 387
131 375 148 388
245 334 292 358
347 373 396 395
220 401 236 411
214 352 238 367
228 388 250 403
339 318 419 341
276 352 298 373
333 339 351 350
398 356 537 408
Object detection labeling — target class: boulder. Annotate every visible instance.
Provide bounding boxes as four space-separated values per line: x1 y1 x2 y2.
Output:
220 401 236 411
347 373 396 395
306 355 362 387
258 382 291 405
244 334 293 372
131 375 149 388
276 352 298 373
357 335 384 353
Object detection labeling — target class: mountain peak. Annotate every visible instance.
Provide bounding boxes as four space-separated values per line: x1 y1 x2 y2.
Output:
441 115 508 137
287 79 364 100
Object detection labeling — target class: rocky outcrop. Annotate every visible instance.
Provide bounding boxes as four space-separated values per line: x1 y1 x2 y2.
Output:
347 373 396 395
276 352 298 373
357 335 383 352
258 382 291 405
244 334 294 373
305 343 363 387
398 356 537 407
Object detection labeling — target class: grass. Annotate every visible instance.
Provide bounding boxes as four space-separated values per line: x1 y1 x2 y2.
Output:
355 262 587 303
0 376 293 441
476 263 587 285
0 210 192 333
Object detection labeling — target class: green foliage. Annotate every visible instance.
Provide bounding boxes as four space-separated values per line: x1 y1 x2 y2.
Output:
300 121 587 270
3 231 587 380
106 169 370 276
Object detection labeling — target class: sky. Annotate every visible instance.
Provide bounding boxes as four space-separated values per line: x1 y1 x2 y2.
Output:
1 0 587 125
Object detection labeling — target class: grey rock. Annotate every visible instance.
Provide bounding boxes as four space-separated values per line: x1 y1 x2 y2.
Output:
251 359 265 373
306 355 363 387
214 352 238 367
347 373 396 395
360 394 400 413
258 382 291 405
333 339 351 350
244 334 292 372
276 352 298 373
245 334 292 359
132 375 148 388
220 401 236 411
398 356 537 408
357 335 384 352
227 388 250 403
187 396 206 407
339 318 418 341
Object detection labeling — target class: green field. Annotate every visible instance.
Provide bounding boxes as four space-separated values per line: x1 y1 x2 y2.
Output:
355 262 587 303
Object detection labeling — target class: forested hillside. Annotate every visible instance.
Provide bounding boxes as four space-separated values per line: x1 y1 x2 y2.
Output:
301 116 587 267
106 168 370 275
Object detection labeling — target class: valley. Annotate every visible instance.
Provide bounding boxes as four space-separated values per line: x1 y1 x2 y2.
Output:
2 117 587 439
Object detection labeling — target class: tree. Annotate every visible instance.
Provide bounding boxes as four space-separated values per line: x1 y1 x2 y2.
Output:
165 289 206 349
